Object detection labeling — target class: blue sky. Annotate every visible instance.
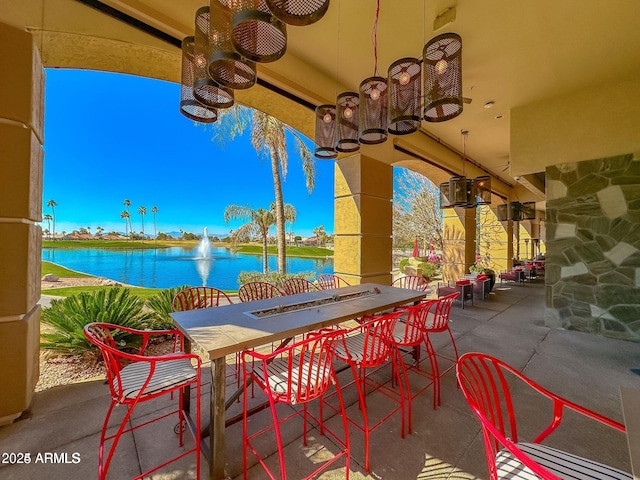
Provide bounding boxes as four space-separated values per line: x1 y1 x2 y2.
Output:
42 69 335 238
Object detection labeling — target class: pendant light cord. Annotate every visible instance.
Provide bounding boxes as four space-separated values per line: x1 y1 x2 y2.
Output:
371 0 380 76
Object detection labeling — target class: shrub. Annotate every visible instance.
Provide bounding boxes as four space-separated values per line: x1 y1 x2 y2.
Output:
399 259 410 271
237 270 316 288
145 284 191 329
41 288 156 357
418 261 437 279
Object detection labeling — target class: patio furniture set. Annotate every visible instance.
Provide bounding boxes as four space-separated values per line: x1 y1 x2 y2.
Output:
82 270 634 480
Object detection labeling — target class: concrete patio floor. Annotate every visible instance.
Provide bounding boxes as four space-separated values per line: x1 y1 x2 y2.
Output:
1 281 638 479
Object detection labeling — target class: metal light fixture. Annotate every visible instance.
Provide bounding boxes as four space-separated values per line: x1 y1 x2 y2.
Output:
226 0 287 63
387 57 421 135
208 0 257 90
359 76 388 144
266 0 330 26
179 36 218 123
496 201 536 221
193 7 234 109
336 91 360 153
423 32 463 122
314 104 337 159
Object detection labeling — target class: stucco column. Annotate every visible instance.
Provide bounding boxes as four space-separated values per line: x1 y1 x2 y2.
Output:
0 22 44 425
334 153 393 285
442 207 476 281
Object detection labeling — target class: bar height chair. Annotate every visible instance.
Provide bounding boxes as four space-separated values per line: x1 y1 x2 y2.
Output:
282 277 320 295
84 323 202 480
242 330 350 480
317 273 351 290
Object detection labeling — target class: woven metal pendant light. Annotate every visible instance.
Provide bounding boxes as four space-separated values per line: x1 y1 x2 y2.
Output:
225 0 287 63
314 104 337 159
336 92 360 153
266 0 330 26
359 76 388 144
180 36 218 123
474 175 492 205
423 32 463 122
194 6 234 109
387 57 421 135
208 0 257 90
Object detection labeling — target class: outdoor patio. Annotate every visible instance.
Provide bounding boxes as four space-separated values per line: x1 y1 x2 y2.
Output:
1 281 638 479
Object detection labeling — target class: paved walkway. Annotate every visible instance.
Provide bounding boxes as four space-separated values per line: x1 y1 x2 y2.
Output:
3 281 639 479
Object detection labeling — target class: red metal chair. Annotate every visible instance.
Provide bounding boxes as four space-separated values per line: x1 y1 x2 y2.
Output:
238 281 285 302
84 323 202 480
421 292 460 408
388 300 439 434
173 286 237 385
172 286 233 311
456 353 631 480
317 273 351 290
242 330 350 480
329 311 404 472
281 277 320 295
391 274 429 292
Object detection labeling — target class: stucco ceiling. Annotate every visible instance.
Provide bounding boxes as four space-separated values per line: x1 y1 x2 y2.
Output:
3 0 640 193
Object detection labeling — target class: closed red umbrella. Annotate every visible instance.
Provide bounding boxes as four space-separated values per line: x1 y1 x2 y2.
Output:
412 238 420 257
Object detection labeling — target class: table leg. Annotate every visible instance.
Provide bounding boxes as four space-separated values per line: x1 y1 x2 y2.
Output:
210 357 227 480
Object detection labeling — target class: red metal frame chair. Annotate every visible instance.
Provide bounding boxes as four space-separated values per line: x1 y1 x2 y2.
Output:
388 300 439 434
172 286 233 311
281 277 320 295
84 323 202 480
421 292 460 408
391 275 429 292
317 273 351 290
328 311 404 472
456 352 631 480
238 281 285 302
173 286 236 385
242 330 350 480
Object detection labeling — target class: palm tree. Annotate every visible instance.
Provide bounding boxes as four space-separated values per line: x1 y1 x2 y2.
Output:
120 211 130 239
271 202 296 246
46 199 57 240
124 199 131 241
43 214 53 240
215 106 315 274
151 206 158 243
138 206 147 243
224 204 275 273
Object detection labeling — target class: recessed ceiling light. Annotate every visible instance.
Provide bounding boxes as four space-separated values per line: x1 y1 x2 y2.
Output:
495 114 503 119
484 101 495 109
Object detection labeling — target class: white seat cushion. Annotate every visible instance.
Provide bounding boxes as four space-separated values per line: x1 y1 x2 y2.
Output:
116 358 197 400
496 442 632 480
252 352 331 405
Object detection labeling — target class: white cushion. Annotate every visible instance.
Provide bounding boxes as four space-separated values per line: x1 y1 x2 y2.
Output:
116 358 197 400
496 442 632 480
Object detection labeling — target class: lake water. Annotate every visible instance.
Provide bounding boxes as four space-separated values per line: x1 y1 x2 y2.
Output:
42 246 334 290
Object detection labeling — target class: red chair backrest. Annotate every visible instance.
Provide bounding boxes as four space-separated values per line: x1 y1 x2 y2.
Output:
238 281 284 302
393 300 437 346
261 330 344 405
317 274 350 290
352 311 402 368
172 286 233 311
282 277 319 295
426 292 458 331
392 275 429 291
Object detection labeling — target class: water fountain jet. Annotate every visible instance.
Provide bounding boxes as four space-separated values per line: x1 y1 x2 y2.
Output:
195 227 212 285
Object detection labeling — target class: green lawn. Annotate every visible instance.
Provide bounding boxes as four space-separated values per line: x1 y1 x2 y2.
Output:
42 285 161 299
234 245 333 257
42 240 168 249
42 261 93 278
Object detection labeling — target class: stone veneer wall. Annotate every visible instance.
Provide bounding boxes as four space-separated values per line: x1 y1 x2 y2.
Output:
545 153 640 341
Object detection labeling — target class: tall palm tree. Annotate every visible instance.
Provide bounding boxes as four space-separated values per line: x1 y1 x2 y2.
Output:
123 199 131 241
271 202 296 246
120 211 130 239
46 199 57 241
224 204 275 273
138 206 147 243
43 214 53 240
151 206 158 243
215 106 315 274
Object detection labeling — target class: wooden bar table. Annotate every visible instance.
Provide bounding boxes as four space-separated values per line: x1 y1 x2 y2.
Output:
170 283 426 480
